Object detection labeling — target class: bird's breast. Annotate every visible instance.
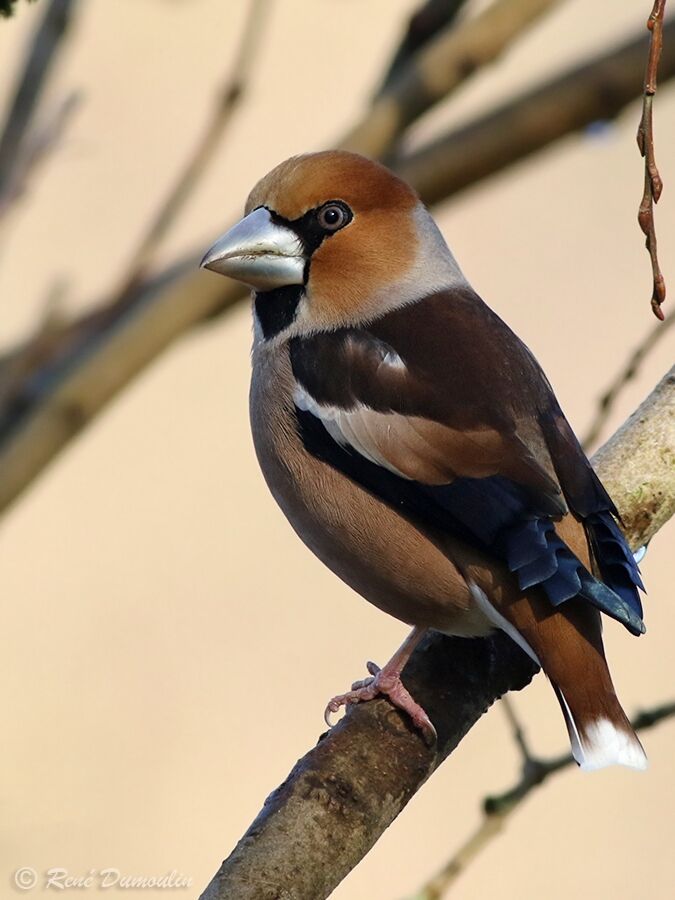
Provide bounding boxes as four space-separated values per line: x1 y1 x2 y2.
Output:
248 341 492 637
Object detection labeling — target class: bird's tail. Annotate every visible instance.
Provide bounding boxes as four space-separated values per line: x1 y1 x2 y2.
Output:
552 679 647 772
523 597 647 771
543 516 647 769
470 577 647 771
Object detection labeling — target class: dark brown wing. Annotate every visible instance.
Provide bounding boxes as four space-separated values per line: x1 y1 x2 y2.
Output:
290 287 644 634
292 290 565 508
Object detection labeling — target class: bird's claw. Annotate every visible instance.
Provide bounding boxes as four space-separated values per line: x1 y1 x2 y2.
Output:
324 661 437 746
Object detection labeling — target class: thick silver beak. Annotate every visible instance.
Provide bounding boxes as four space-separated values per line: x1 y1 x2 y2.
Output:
200 207 305 291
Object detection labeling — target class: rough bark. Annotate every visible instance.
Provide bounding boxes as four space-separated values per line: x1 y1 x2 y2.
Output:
200 633 536 900
592 366 675 549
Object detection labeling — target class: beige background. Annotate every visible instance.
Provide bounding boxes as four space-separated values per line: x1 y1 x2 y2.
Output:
0 1 673 898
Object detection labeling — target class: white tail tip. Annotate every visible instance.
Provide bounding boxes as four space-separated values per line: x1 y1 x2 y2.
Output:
576 718 648 772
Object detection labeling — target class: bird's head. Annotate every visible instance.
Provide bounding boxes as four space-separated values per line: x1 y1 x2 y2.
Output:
201 151 466 339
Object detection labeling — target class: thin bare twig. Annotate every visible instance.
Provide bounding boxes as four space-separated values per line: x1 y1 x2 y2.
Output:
582 313 675 449
409 701 675 900
499 696 535 765
0 0 78 202
114 0 272 299
637 0 667 320
0 90 81 227
376 0 469 97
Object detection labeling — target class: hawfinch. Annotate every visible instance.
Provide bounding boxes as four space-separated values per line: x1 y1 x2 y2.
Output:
201 151 646 770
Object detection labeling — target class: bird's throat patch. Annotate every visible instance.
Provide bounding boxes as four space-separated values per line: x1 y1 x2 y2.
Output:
254 285 303 339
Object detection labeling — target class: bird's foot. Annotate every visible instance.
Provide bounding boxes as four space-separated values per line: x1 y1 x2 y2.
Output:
324 660 437 746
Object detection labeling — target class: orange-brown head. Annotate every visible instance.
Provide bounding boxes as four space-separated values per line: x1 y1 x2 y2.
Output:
201 151 467 338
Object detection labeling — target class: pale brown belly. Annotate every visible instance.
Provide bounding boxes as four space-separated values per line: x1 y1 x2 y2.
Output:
249 342 494 638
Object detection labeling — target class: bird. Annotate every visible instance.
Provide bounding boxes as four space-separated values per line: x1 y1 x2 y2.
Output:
200 150 647 771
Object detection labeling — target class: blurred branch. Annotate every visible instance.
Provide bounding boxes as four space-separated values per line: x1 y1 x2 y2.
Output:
340 0 562 159
376 0 469 96
0 90 80 227
0 259 239 513
397 16 675 204
0 15 673 515
409 700 675 900
0 278 67 410
637 0 667 320
499 695 535 763
114 0 271 299
0 0 77 204
582 313 674 450
0 0 37 19
199 370 675 900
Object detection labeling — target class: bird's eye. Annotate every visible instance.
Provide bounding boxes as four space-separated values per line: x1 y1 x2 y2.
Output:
317 202 351 233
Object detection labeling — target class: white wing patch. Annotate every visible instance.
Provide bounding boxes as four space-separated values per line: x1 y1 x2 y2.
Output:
293 383 411 478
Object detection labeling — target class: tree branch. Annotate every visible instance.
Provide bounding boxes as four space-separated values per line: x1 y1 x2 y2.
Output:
499 695 536 764
375 0 469 97
637 0 667 320
200 368 675 900
340 0 562 159
591 366 675 550
0 90 80 229
201 633 539 900
0 0 78 205
397 16 675 204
